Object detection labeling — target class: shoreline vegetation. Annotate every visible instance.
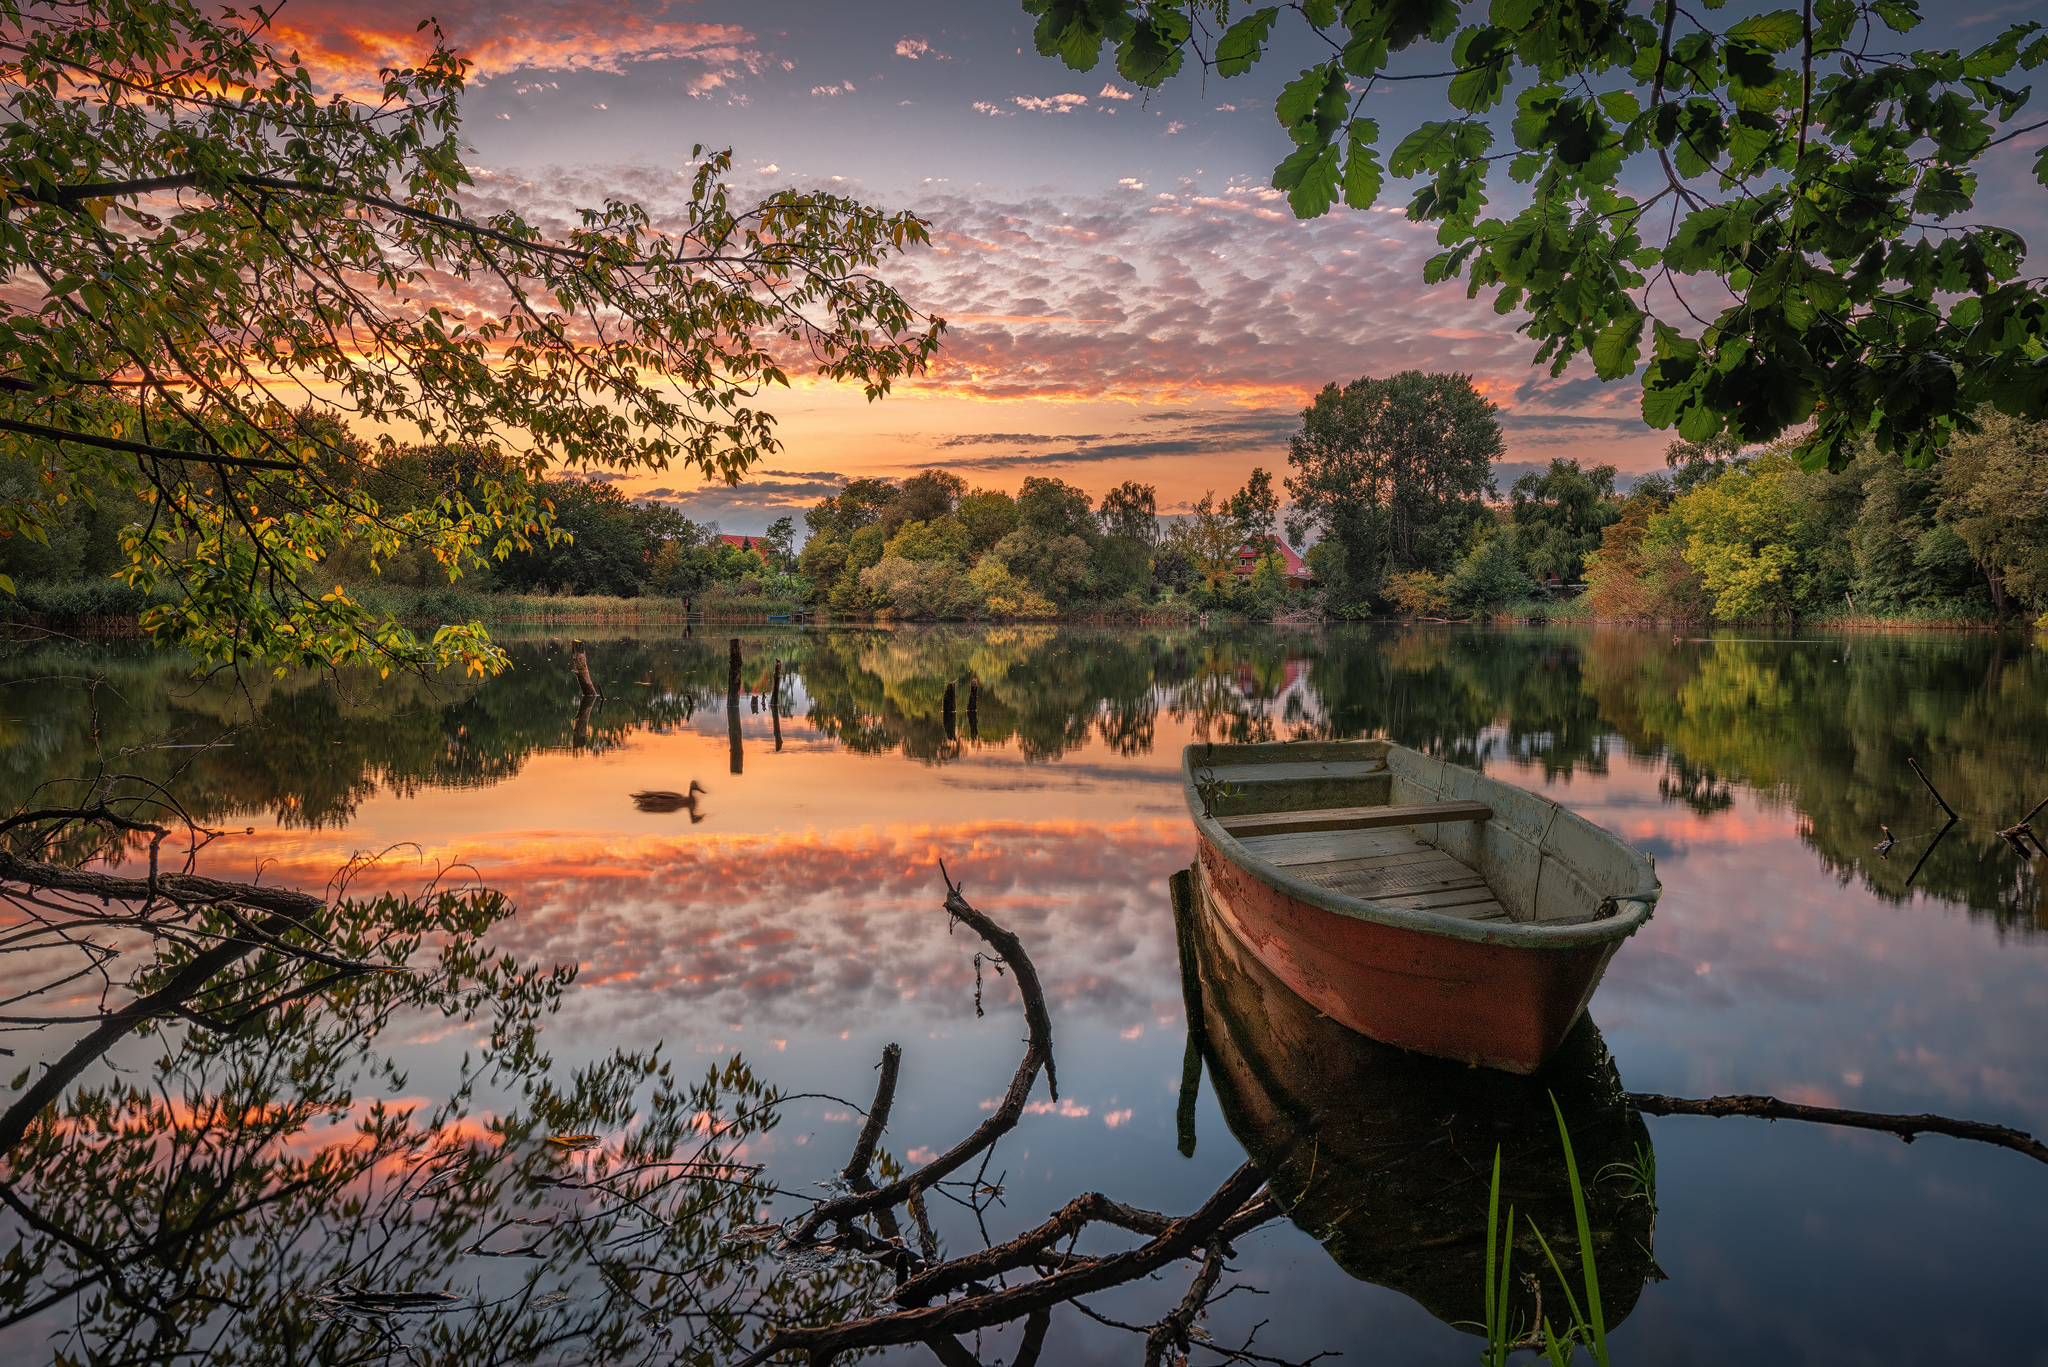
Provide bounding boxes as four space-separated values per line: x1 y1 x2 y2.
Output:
1 580 2030 636
9 381 2048 642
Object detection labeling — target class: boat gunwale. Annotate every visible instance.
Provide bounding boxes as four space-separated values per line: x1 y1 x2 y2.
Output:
1182 740 1658 949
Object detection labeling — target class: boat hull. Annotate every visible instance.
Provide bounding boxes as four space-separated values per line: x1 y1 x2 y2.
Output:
1197 837 1621 1073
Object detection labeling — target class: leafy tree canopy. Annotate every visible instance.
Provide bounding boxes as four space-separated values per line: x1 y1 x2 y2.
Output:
880 469 967 537
1099 479 1162 543
1286 370 1499 599
806 477 901 540
1025 0 2048 471
1015 475 1099 541
1510 457 1621 580
1229 466 1280 547
1 0 940 675
957 488 1023 554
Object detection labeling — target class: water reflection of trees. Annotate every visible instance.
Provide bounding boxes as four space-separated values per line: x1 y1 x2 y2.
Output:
1580 632 2048 931
0 821 878 1364
0 636 729 829
4 625 2043 929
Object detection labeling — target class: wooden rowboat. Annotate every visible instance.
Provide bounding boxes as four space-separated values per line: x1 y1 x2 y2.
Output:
1169 865 1660 1334
1182 739 1659 1073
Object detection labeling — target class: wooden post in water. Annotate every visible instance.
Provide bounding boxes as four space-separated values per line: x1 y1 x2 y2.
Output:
771 659 783 710
966 678 979 717
728 691 743 775
943 679 957 742
571 640 599 699
727 638 742 698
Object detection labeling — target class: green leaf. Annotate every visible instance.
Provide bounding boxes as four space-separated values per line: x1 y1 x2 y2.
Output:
1118 4 1190 85
1591 311 1646 379
1276 67 1331 127
1912 166 1975 218
1216 7 1280 76
1277 143 1343 217
1030 0 1135 71
1449 58 1509 112
1598 89 1642 122
1273 140 1323 190
1340 30 1389 75
1389 120 1489 176
1343 118 1384 208
1490 0 1542 28
1724 10 1804 52
0 573 14 597
1304 0 1339 25
1678 398 1724 441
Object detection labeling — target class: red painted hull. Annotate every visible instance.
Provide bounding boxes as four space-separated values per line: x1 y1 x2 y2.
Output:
1197 837 1621 1073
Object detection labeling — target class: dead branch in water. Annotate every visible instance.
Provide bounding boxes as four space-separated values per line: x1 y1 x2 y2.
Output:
1629 1092 2048 1167
744 870 1311 1367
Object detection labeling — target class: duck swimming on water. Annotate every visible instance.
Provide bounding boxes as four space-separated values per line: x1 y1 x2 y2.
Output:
632 782 708 820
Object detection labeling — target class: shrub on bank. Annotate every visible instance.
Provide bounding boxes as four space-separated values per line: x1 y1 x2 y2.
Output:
0 579 176 625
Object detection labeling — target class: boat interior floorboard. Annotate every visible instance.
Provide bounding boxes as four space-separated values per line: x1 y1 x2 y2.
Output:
1238 827 1511 923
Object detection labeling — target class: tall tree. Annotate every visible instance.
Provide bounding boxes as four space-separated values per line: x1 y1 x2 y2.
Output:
956 488 1021 555
1 0 940 675
1285 372 1500 601
1025 0 2048 472
1938 411 2048 612
1229 467 1280 549
1098 480 1160 543
1015 476 1098 541
1166 490 1241 590
806 478 901 540
1510 459 1621 581
880 469 967 537
766 515 797 569
1665 433 1745 494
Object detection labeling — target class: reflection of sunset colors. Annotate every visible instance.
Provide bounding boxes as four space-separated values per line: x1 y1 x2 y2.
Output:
10 625 2048 1360
208 819 1196 1036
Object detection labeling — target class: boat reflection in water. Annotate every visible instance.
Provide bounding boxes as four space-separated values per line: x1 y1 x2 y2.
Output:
1173 868 1662 1337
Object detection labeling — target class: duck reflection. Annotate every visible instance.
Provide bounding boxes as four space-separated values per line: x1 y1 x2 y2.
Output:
1173 868 1661 1338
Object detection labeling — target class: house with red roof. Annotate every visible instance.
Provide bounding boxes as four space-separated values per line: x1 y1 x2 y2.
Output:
717 533 770 561
1230 539 1310 589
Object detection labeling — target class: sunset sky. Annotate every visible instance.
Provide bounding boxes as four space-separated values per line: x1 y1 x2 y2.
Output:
269 0 2044 534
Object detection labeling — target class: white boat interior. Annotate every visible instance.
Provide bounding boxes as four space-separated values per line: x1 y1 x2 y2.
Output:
1188 738 1658 929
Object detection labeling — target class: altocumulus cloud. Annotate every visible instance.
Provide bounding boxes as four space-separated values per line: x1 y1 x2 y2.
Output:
881 179 1664 467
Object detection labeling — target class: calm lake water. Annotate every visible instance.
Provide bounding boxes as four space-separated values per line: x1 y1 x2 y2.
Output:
5 624 2045 1364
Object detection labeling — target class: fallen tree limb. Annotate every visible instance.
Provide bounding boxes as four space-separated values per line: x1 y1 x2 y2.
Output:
746 869 1304 1367
1629 1092 2048 1167
794 864 1056 1240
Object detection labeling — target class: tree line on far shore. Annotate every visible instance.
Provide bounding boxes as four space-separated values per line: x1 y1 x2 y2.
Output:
1284 372 2048 626
6 369 2045 627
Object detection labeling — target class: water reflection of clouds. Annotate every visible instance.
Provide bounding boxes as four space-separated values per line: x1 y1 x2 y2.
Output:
233 819 1197 1037
1521 754 2048 1131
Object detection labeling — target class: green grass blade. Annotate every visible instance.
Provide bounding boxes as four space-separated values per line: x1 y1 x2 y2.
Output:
1527 1214 1589 1343
1485 1146 1502 1358
1550 1092 1608 1365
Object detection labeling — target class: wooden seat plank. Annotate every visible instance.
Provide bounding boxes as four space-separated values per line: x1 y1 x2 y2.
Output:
1218 800 1492 840
1235 828 1426 866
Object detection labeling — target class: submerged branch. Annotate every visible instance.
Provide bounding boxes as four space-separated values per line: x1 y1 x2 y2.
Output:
748 869 1295 1367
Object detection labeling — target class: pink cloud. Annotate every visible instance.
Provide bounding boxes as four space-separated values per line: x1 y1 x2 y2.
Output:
263 0 764 98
